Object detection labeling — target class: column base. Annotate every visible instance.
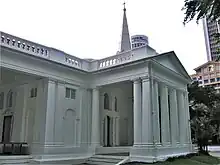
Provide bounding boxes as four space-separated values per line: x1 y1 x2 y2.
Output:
130 143 193 163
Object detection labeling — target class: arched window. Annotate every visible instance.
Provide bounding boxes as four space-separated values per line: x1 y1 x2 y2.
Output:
114 97 118 112
104 93 109 110
7 90 13 108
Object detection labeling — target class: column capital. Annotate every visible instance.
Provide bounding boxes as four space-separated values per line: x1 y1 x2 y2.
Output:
48 79 56 84
132 78 142 84
78 86 88 90
141 76 150 82
176 88 186 94
90 85 102 90
57 80 65 86
92 87 100 91
168 87 177 93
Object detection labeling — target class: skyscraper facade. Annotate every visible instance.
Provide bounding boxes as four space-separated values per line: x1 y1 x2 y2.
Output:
203 17 220 61
131 35 149 49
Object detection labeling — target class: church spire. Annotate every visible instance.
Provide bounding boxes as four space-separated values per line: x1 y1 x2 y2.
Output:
120 2 131 52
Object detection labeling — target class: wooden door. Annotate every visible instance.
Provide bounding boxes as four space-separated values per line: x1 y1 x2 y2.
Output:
2 116 12 142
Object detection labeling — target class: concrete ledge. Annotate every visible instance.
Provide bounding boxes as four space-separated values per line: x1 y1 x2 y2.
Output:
130 144 193 163
0 155 33 164
31 154 91 165
208 146 220 152
96 146 131 155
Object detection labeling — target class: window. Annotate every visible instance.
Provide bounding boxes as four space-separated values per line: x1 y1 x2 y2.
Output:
198 76 202 80
204 79 209 84
210 73 215 78
65 88 76 99
114 97 118 112
104 93 109 109
204 75 209 79
208 65 214 72
192 77 197 81
197 68 201 73
7 90 13 108
0 92 4 109
210 78 215 83
199 81 203 84
30 88 37 98
217 77 220 81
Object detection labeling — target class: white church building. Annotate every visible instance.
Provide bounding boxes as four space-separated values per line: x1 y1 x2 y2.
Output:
0 5 193 165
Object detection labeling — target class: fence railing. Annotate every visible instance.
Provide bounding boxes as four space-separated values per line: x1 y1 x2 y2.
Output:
1 31 156 72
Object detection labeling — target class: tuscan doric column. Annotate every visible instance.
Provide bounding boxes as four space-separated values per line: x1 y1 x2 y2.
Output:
141 77 153 146
184 91 191 144
44 79 56 146
169 88 179 146
177 90 186 145
54 81 65 145
152 80 161 144
91 87 100 147
160 83 170 145
20 84 28 142
133 78 142 146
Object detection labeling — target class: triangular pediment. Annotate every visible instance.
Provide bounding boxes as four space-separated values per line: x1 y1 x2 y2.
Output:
152 51 191 81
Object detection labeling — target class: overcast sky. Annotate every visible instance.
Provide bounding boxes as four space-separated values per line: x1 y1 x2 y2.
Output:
0 0 207 74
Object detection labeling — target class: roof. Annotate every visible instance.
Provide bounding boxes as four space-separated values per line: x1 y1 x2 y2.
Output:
152 51 192 82
194 61 219 71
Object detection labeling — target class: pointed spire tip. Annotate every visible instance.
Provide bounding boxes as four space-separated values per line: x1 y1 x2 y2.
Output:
123 2 126 11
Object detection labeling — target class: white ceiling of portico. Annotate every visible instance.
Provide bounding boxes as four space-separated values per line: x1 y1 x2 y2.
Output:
0 67 41 86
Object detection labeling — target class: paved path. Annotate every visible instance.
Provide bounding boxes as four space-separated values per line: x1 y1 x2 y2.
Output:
210 152 220 158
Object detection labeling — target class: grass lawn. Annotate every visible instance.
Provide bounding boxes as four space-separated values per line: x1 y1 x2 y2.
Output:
123 154 220 165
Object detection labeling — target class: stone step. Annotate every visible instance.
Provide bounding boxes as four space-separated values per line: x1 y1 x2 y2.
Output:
0 155 32 164
85 155 125 165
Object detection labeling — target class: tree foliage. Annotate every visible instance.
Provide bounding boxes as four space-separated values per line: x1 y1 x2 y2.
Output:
188 81 220 108
182 0 220 24
188 81 220 153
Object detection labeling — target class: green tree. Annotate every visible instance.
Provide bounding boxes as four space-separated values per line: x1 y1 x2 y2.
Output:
188 81 220 153
182 0 220 24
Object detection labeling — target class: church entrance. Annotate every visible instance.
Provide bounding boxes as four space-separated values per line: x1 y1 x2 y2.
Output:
2 115 12 142
100 81 133 147
106 116 111 147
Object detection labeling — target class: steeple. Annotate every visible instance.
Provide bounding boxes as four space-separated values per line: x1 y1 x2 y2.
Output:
120 2 131 52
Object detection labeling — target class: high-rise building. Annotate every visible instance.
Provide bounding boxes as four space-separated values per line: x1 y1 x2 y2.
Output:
203 17 220 61
191 61 220 93
131 35 149 49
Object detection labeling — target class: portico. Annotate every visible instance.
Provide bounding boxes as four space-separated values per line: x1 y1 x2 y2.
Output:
87 59 192 161
130 72 192 162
